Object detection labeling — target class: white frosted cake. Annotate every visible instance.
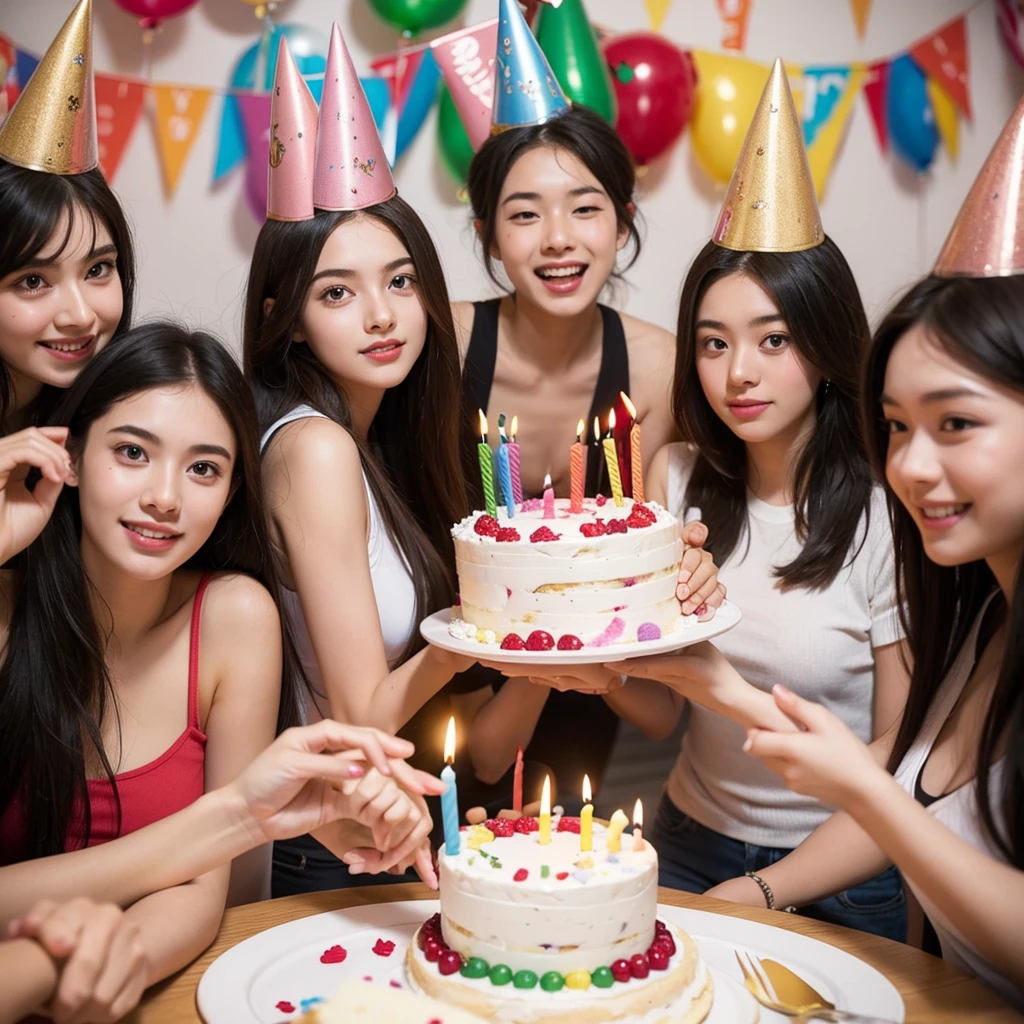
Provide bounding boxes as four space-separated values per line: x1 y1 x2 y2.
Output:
405 819 712 1024
450 498 687 651
298 980 489 1023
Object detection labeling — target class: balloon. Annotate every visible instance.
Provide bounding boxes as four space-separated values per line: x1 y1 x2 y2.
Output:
997 0 1024 71
535 0 616 124
437 82 475 183
111 0 199 30
604 33 696 166
366 0 469 37
688 51 765 184
887 54 938 173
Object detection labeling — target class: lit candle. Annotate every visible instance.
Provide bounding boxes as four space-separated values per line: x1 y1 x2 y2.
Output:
580 774 593 853
497 418 515 519
512 745 524 813
542 472 555 519
602 409 624 508
606 808 629 854
620 392 644 503
440 717 460 856
539 775 552 845
632 798 644 852
477 410 497 518
570 419 586 513
508 415 523 506
592 415 605 496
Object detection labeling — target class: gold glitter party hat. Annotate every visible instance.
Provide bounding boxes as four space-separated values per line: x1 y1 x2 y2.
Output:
712 58 823 253
0 0 97 174
933 92 1024 278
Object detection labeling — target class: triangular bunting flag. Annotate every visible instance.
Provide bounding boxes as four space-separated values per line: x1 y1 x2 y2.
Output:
927 76 959 160
370 42 431 115
643 0 674 32
849 0 872 39
0 34 16 117
95 74 145 182
910 15 970 119
717 0 753 51
803 64 866 197
370 43 439 163
14 47 39 94
863 59 889 153
151 85 212 195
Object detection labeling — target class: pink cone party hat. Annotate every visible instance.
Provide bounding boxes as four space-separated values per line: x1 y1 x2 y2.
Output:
933 91 1024 278
313 22 395 212
267 36 319 222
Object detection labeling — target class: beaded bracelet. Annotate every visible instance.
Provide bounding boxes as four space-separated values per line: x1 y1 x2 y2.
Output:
745 871 797 913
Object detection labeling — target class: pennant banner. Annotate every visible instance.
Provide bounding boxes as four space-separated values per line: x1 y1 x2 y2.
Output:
863 59 890 154
95 74 146 182
370 43 440 163
910 15 970 119
151 85 213 195
802 63 866 196
850 0 872 39
717 0 753 51
643 0 674 33
927 76 959 159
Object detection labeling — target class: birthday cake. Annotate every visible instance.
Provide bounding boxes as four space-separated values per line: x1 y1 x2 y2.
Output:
449 498 688 651
405 820 712 1024
297 980 490 1023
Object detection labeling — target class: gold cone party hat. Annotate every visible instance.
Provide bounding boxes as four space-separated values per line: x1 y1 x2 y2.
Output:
712 58 823 253
0 0 97 174
933 92 1024 278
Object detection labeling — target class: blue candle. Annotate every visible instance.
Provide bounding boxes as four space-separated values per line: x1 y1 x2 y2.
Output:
497 443 515 518
441 717 460 856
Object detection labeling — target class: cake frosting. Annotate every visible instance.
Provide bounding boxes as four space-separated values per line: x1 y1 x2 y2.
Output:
404 820 712 1024
298 980 490 1023
450 498 688 650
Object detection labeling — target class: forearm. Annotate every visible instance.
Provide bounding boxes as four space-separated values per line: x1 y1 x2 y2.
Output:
602 678 685 741
664 674 799 733
467 679 550 785
0 938 58 1024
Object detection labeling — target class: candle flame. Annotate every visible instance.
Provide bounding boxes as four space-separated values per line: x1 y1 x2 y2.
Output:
620 391 636 419
543 472 552 489
582 774 592 803
444 716 456 764
608 408 617 431
540 775 551 815
633 798 643 829
592 416 601 443
576 418 586 442
477 409 488 437
510 415 518 440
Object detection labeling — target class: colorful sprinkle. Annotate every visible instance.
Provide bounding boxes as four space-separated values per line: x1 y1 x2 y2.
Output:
540 971 565 992
556 871 570 880
389 980 403 988
461 957 490 979
513 969 539 989
372 938 396 957
572 869 592 884
592 966 615 988
319 944 347 964
275 1001 295 1014
540 864 550 878
513 868 529 882
637 622 662 642
299 997 324 1011
564 969 591 990
489 963 513 986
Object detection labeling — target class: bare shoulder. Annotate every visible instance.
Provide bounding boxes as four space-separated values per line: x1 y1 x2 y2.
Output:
264 415 362 492
451 300 476 365
619 312 676 369
201 572 280 639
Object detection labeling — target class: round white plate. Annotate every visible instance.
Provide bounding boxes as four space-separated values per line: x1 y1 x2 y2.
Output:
196 898 904 1024
419 601 742 666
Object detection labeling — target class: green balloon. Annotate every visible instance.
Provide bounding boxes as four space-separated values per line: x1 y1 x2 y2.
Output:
366 0 468 36
437 83 476 184
534 0 616 124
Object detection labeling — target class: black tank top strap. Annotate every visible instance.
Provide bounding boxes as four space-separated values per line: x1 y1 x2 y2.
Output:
462 299 502 417
584 304 630 496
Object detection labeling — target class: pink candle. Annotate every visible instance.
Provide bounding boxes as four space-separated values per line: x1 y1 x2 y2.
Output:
508 414 523 506
512 746 524 813
543 473 555 519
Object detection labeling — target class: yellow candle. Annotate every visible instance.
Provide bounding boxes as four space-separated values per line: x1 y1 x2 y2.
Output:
620 392 644 503
632 798 644 852
603 409 624 508
606 808 629 854
539 775 552 845
580 774 593 852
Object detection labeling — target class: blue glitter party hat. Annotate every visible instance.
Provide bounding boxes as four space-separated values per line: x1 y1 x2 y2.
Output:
491 0 569 133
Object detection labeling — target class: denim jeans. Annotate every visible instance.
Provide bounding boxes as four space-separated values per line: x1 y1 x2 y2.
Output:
651 795 906 943
271 833 418 898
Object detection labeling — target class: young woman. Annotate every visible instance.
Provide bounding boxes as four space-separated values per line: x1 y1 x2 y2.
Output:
0 323 440 1002
716 272 1024 1008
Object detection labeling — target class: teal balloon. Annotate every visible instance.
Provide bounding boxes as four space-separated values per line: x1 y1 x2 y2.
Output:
367 0 468 36
534 0 616 124
437 83 475 184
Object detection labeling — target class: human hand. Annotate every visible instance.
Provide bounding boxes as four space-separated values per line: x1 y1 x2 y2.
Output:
607 642 744 705
515 663 624 694
464 800 541 825
7 898 147 1024
337 766 436 857
678 520 726 619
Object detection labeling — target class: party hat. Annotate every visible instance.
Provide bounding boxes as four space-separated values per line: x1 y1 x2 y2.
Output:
933 92 1024 278
431 20 498 152
712 58 823 253
313 22 395 212
491 0 569 134
0 0 96 174
267 37 318 221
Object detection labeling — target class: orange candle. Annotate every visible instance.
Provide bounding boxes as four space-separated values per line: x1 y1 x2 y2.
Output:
620 392 643 503
570 418 586 513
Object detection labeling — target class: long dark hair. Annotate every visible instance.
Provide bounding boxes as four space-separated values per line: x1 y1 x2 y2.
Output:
466 106 641 291
0 322 301 858
674 238 874 590
0 161 136 428
867 275 1023 869
243 197 469 665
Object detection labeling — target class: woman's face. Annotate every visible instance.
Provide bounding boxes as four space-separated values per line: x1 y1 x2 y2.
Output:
296 214 427 393
74 385 236 582
694 272 822 449
489 145 628 317
0 208 123 397
883 323 1024 573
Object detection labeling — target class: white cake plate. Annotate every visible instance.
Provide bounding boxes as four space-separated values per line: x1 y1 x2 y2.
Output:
195 898 904 1024
419 600 742 666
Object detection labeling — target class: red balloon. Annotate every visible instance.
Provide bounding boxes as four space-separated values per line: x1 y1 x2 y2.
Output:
112 0 200 29
603 33 696 166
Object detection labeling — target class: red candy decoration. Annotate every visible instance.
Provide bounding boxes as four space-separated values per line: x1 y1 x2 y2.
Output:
556 634 583 650
501 633 527 650
607 518 628 534
556 871 570 880
496 527 521 542
424 938 444 962
372 938 396 957
580 521 607 538
530 526 561 542
319 944 347 964
514 815 539 833
626 509 654 529
556 816 581 833
484 818 515 837
525 630 555 651
474 515 500 537
630 953 650 979
611 959 632 983
596 494 608 506
648 946 670 970
513 868 529 882
276 1001 296 1013
438 950 464 976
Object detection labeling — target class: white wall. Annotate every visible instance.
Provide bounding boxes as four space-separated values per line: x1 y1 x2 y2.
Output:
4 0 1022 349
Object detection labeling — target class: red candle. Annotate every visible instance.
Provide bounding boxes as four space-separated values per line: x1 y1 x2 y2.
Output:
612 394 633 499
543 473 555 519
513 746 524 813
620 392 644 502
570 418 586 513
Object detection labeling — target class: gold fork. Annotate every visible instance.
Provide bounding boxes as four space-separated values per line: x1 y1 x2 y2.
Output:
734 949 836 1015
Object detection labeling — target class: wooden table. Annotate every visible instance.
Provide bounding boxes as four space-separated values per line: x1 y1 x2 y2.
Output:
127 883 1021 1023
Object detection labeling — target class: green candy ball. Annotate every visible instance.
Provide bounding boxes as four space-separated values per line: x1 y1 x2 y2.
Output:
591 966 615 988
540 971 565 992
513 969 539 989
489 964 513 986
461 957 489 979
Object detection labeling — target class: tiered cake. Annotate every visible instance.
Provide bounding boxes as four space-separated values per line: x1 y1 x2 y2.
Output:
449 498 688 651
405 820 713 1024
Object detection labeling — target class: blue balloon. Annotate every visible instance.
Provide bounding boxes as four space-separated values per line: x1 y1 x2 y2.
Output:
887 54 938 174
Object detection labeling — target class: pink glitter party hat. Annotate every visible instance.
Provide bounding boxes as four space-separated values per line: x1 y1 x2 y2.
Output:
267 37 318 222
313 22 396 212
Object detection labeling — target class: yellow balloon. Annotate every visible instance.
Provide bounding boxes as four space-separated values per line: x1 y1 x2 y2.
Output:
690 51 767 185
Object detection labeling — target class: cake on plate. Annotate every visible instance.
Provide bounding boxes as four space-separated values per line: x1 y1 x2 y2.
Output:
297 980 489 1022
405 819 713 1024
449 498 689 651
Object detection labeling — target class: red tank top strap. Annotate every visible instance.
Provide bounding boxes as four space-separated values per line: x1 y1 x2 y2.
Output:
187 574 214 731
